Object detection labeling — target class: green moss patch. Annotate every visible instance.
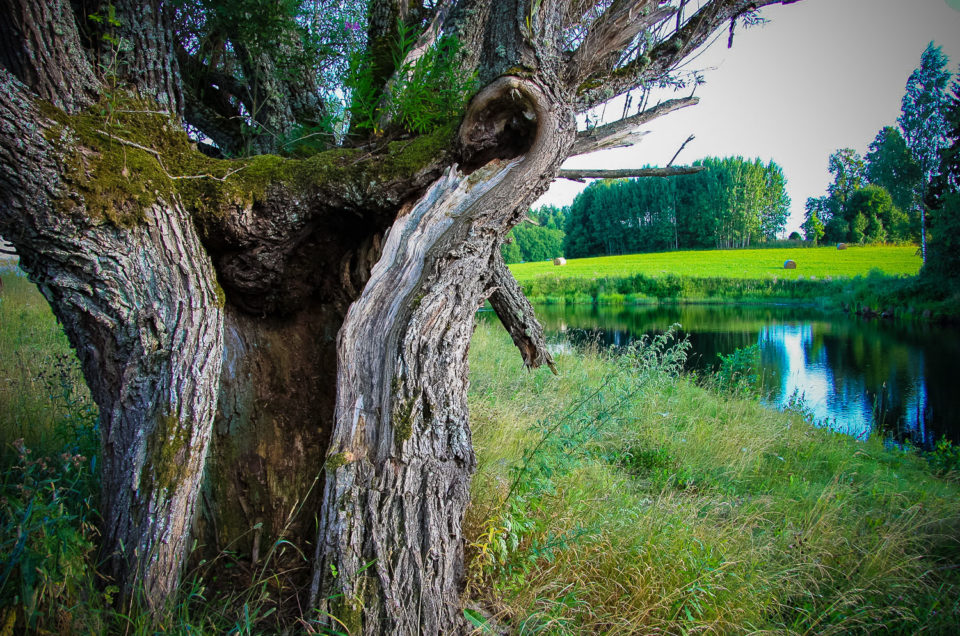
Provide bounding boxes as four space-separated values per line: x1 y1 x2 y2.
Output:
144 413 189 493
38 96 455 229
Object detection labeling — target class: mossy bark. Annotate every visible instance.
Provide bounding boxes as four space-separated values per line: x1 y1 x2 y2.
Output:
0 71 224 607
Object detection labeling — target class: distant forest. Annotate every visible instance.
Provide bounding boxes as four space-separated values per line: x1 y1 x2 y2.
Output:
501 205 567 264
501 156 790 263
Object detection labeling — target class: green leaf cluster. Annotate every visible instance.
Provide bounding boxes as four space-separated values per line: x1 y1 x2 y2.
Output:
806 143 917 245
346 23 478 136
501 205 570 264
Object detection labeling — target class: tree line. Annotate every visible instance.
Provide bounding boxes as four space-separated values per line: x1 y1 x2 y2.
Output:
501 205 568 263
560 156 790 259
803 43 955 255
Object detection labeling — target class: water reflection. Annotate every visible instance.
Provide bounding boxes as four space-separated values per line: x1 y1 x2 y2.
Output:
479 304 959 447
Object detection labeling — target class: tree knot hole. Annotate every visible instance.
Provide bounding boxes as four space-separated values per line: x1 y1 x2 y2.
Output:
459 77 542 172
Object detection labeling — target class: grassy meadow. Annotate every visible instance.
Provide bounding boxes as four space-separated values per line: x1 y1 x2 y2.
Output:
505 245 960 318
510 245 922 283
3 263 960 633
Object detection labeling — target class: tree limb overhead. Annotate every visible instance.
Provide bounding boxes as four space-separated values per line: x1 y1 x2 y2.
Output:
567 1 677 87
576 0 803 111
558 166 704 181
571 96 700 156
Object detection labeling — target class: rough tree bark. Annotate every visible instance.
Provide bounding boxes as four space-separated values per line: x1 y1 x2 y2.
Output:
0 0 803 630
0 69 223 606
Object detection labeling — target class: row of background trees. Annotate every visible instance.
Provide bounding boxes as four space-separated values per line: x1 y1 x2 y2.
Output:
507 43 960 269
501 205 567 263
501 156 790 263
802 43 954 254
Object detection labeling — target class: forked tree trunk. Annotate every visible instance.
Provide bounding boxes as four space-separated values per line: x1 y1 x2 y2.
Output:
1 0 800 623
312 77 573 634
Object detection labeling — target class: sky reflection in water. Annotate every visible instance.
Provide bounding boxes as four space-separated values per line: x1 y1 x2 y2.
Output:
481 304 958 447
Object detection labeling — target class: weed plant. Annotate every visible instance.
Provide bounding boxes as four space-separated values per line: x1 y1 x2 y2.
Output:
467 321 960 634
345 20 477 137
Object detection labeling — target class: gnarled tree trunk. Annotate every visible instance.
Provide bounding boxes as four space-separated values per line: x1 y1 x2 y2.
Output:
311 77 573 633
0 71 223 606
0 0 802 630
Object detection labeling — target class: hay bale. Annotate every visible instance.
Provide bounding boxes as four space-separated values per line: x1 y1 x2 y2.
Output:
837 243 847 250
783 260 797 269
553 257 566 266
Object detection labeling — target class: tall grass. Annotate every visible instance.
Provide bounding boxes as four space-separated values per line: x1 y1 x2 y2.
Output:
0 265 96 456
3 263 960 633
467 321 960 634
1 263 102 632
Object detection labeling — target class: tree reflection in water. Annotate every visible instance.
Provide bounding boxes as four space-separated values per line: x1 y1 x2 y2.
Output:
479 303 958 448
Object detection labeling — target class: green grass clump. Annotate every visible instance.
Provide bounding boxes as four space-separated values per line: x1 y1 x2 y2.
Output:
466 321 960 634
1 263 101 632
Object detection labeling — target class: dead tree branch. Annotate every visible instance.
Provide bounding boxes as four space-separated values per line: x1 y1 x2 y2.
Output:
558 166 704 182
488 252 556 373
575 0 802 111
567 1 676 85
667 134 696 167
570 96 699 156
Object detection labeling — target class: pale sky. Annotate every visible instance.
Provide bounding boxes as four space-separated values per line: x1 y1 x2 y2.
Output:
537 0 960 235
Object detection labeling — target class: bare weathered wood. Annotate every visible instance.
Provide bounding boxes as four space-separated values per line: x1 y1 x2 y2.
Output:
575 0 803 111
313 76 575 635
558 165 704 181
571 96 699 156
199 305 336 572
567 1 676 86
489 252 556 372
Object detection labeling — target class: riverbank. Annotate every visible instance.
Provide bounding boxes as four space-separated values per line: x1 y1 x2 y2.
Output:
467 322 960 634
510 246 960 321
2 267 959 633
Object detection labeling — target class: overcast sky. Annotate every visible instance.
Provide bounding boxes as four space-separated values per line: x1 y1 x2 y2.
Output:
537 0 960 235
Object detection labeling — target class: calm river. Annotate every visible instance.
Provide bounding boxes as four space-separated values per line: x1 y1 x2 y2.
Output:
481 304 960 447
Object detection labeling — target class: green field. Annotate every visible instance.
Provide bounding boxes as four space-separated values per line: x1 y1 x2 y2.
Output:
510 245 922 283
